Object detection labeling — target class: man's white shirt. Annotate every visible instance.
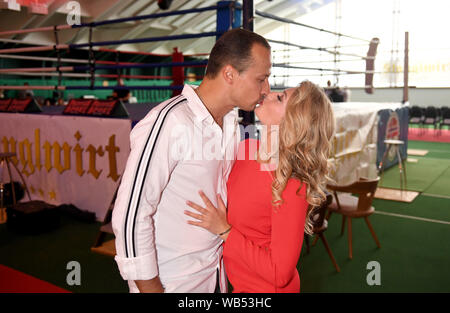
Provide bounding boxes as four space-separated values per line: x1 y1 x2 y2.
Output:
112 84 240 292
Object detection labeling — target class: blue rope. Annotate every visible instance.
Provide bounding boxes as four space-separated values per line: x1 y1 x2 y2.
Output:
69 32 221 49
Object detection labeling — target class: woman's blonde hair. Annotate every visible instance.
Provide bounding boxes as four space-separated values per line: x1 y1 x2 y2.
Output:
271 80 335 235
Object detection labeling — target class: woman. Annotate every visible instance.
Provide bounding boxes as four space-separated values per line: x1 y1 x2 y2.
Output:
184 80 335 293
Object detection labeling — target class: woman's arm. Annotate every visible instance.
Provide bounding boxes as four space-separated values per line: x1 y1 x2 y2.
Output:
184 191 231 238
184 181 308 288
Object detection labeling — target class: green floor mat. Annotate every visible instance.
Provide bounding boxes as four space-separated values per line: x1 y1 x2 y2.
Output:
1 195 449 293
380 157 450 192
0 215 128 293
373 195 450 223
423 166 450 197
299 204 450 292
408 140 450 159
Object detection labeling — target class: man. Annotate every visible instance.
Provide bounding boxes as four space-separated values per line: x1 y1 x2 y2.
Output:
329 86 345 102
113 78 131 103
112 28 271 293
17 82 34 100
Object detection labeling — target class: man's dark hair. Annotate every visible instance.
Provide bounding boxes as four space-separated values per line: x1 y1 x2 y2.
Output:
205 28 270 78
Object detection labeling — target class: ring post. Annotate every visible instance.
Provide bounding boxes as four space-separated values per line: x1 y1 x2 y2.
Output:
241 0 256 127
171 47 184 97
216 1 242 38
365 37 380 94
403 32 409 104
243 0 254 31
217 1 255 126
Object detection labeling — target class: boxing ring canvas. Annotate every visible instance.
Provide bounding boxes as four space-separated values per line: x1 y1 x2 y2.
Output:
0 113 131 221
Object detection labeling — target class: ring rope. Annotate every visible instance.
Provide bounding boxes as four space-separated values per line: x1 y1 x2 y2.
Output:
273 63 373 75
0 54 153 65
0 60 207 74
69 31 222 49
1 85 184 91
268 39 374 60
0 32 222 55
256 10 370 43
0 72 176 79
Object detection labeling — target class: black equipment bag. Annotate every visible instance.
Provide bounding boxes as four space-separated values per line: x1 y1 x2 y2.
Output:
58 204 96 223
6 200 60 235
2 182 25 206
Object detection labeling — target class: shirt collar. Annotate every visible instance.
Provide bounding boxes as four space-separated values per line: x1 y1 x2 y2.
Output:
223 108 238 128
182 84 238 127
182 84 213 123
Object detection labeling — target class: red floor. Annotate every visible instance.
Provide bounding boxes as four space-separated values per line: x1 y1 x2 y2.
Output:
0 264 70 293
408 127 450 143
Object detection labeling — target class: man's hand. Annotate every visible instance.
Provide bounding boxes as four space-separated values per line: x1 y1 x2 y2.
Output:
135 276 164 293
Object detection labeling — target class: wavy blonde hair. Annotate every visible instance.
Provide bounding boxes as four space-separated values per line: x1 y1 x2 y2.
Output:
271 80 335 235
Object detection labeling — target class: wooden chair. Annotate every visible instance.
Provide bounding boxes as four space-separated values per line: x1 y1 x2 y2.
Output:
325 177 381 259
305 191 340 272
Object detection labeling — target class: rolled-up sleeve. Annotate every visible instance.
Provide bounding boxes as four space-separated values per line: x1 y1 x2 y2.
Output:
112 102 182 281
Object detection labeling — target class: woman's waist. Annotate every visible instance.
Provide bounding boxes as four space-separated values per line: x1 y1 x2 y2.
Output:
223 256 300 293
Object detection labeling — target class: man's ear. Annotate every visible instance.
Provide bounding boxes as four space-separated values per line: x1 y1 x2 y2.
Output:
222 65 235 84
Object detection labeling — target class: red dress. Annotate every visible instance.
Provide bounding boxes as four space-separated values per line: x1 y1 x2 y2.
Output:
223 139 308 293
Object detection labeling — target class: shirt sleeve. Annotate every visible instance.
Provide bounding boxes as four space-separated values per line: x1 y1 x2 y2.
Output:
223 179 308 288
112 106 180 281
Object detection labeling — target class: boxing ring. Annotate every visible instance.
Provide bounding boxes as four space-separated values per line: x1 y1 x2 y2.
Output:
0 1 408 220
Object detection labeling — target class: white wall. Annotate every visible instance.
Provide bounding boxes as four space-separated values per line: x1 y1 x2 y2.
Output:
348 88 450 108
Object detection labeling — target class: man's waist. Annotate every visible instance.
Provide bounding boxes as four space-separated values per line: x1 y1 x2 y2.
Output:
158 244 223 282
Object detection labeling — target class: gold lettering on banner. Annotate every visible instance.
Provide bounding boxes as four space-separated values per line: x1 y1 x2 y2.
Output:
87 144 104 179
53 142 71 174
0 129 122 181
74 131 85 177
18 138 35 177
35 129 42 171
49 190 56 200
43 141 53 172
105 135 120 182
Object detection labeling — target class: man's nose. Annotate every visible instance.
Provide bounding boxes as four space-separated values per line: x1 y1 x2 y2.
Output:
262 78 271 98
